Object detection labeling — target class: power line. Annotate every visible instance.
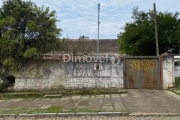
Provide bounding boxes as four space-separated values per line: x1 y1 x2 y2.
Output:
89 0 149 14
42 0 98 23
74 0 97 11
101 9 129 19
74 0 129 19
89 0 97 4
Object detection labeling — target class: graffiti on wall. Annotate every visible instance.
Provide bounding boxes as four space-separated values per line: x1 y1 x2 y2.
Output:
75 66 94 77
64 62 114 77
128 60 156 71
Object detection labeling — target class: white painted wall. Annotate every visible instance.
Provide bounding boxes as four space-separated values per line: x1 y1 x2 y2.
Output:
64 61 124 89
162 55 174 89
10 59 124 91
12 60 65 91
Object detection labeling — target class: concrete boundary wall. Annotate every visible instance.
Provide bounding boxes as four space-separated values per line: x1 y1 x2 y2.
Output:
9 58 124 91
7 55 177 91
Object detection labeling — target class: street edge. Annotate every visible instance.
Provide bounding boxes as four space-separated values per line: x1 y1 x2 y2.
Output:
0 112 180 117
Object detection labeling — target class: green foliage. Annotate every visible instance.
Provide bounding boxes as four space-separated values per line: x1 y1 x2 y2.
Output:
118 7 180 55
0 80 8 92
23 48 38 58
0 0 63 71
0 67 8 93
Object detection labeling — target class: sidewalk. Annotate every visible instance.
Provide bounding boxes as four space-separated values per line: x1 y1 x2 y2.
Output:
0 90 180 115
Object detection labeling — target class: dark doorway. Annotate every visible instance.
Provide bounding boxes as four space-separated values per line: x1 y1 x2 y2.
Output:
6 75 15 86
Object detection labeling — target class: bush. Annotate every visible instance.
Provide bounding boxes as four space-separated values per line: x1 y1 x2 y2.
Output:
0 81 8 93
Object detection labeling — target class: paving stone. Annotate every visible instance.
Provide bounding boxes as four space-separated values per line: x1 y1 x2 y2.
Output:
114 103 127 112
72 95 81 100
111 94 120 98
12 99 24 102
0 100 6 102
89 98 102 110
123 90 180 113
102 98 112 106
61 97 71 101
120 94 128 97
30 99 44 107
53 97 70 107
91 95 95 99
35 104 41 107
104 95 110 98
0 99 21 110
8 99 33 108
81 95 90 99
96 95 104 98
102 106 113 111
40 105 51 109
111 97 121 101
63 97 79 109
77 96 90 108
40 99 58 105
0 90 180 116
41 98 51 101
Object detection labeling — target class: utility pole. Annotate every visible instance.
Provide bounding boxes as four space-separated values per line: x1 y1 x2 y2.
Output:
153 3 159 56
97 3 100 55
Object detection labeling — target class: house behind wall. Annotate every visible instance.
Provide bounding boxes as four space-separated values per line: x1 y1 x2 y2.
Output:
174 55 180 77
7 39 123 90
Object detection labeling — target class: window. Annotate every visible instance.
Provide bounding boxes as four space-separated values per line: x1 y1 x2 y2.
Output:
175 62 180 66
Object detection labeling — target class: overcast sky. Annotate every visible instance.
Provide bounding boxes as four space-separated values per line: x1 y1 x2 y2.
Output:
0 0 180 39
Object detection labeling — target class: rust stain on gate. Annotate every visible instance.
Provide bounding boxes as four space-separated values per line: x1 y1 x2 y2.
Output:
125 57 160 89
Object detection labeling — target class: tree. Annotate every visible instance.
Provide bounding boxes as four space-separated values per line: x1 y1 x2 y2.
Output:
0 0 62 70
118 8 180 55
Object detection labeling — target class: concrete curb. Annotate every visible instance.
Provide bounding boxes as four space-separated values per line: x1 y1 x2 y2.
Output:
0 112 180 117
0 112 126 117
0 114 18 118
129 113 180 116
19 113 57 117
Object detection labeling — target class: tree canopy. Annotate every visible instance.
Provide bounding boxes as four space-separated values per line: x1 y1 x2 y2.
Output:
0 0 63 70
118 8 180 55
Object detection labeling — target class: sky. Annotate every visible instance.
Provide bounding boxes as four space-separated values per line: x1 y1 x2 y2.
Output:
0 0 180 39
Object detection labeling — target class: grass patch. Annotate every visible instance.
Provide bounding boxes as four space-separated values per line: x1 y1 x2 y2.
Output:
0 107 29 114
60 89 127 96
172 90 180 95
175 86 180 90
69 108 103 113
27 106 62 114
0 89 126 99
0 92 45 99
175 77 180 88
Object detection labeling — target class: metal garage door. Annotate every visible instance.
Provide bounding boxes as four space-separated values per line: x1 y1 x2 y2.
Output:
125 57 161 89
